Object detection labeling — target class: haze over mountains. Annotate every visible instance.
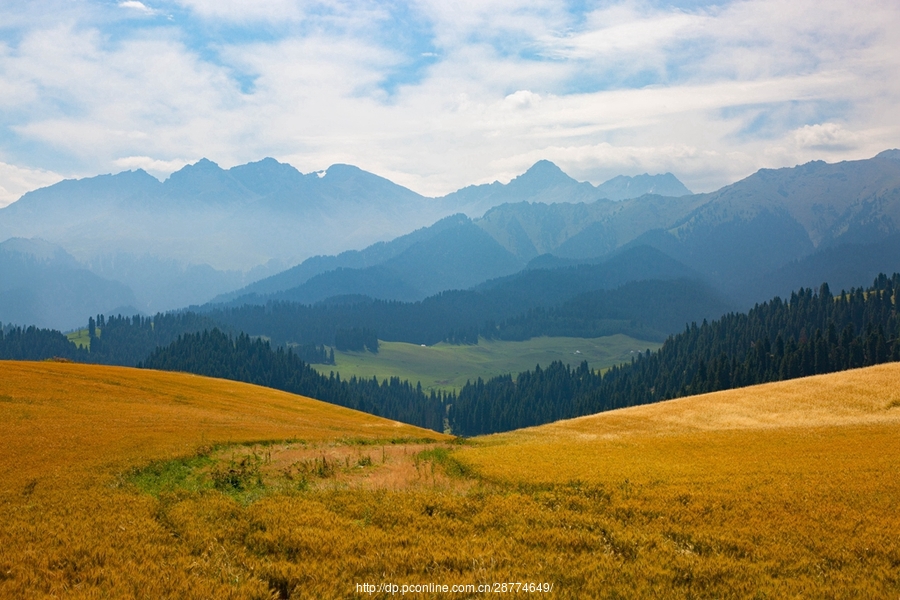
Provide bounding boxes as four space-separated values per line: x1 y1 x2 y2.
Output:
0 238 137 328
222 150 900 314
3 150 900 331
0 159 691 327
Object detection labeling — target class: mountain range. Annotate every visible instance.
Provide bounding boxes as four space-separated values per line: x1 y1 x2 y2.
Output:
220 150 900 314
0 159 688 326
3 150 900 330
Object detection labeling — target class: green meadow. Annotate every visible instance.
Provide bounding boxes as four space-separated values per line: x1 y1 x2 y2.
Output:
66 328 92 349
313 334 661 391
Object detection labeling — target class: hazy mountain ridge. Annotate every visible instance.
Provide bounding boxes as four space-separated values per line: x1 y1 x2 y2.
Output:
209 150 900 314
221 216 525 306
214 214 474 302
474 192 710 262
439 160 693 217
4 151 900 328
0 158 442 271
466 151 900 307
730 233 900 303
0 238 138 329
595 172 692 200
2 156 687 274
0 156 690 323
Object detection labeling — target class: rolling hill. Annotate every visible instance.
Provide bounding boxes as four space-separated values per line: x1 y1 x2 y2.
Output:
453 365 900 596
1 360 897 597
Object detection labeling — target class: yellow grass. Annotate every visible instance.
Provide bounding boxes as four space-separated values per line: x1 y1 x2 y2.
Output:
453 364 900 597
1 360 899 598
0 361 447 598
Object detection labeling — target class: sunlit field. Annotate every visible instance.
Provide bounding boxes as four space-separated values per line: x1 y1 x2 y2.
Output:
318 334 660 391
1 360 898 598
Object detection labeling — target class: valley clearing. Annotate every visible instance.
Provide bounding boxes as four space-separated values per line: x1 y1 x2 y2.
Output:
1 360 898 598
317 335 660 392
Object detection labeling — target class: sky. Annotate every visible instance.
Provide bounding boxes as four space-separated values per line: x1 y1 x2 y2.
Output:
0 0 899 207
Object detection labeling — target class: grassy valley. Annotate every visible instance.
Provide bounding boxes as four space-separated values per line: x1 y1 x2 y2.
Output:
1 360 898 597
316 334 661 391
65 327 91 348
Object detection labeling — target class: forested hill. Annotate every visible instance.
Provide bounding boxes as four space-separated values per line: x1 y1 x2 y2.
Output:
4 275 900 436
1 268 729 364
450 275 900 435
139 329 445 432
201 258 730 347
130 274 900 436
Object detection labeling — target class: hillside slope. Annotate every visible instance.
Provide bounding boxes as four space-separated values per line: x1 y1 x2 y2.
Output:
0 361 444 485
463 362 900 460
453 364 900 596
0 361 448 597
1 361 897 597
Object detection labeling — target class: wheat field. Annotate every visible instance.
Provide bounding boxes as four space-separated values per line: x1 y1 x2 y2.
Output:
1 360 899 598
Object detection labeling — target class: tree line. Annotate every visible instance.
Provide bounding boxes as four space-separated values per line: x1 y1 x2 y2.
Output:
450 276 900 434
0 324 88 362
3 274 899 436
139 329 445 431
202 277 728 347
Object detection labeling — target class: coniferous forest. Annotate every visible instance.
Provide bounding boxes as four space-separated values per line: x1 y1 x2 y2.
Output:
0 325 88 362
3 274 900 436
451 275 900 434
139 329 444 432
201 276 730 346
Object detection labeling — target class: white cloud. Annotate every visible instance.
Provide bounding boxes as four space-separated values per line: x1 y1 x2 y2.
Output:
793 123 860 151
0 161 64 207
541 4 703 61
118 1 158 15
112 156 191 177
0 0 899 202
501 90 541 110
172 0 306 22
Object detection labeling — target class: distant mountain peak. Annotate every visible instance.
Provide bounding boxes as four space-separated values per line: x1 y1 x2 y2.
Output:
876 149 900 160
323 163 366 178
596 172 692 200
188 157 221 170
0 236 76 264
230 157 292 174
513 160 576 188
165 158 223 182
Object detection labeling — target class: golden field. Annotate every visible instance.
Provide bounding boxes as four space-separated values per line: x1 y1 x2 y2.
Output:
1 360 899 598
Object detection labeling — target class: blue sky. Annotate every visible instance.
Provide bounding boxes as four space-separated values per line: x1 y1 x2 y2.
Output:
0 0 898 205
